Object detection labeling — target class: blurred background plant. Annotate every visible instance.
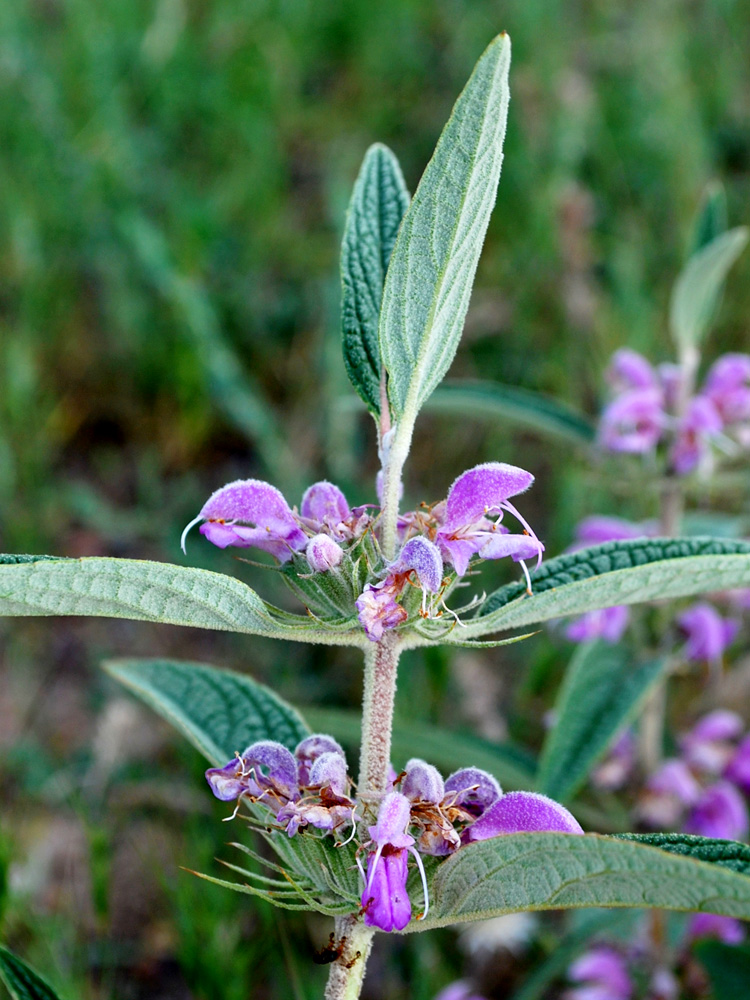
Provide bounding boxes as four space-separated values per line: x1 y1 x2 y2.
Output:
2 0 750 997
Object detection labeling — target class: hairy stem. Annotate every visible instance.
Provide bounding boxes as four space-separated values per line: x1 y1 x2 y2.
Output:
359 633 401 795
323 915 375 1000
380 420 414 560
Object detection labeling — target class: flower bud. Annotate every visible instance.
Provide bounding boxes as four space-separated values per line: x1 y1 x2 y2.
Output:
306 533 344 572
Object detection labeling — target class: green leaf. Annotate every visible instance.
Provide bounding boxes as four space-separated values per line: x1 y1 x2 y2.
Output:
670 227 748 351
103 658 310 764
614 833 750 876
303 706 537 790
466 537 750 639
690 180 727 255
380 34 511 422
412 832 750 931
0 556 366 646
426 381 595 445
0 946 63 1000
537 643 666 802
693 940 750 1000
341 143 410 413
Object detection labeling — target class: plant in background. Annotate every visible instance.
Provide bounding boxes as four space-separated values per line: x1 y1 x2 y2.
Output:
4 33 750 1000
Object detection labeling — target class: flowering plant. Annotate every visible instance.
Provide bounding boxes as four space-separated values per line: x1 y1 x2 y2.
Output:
3 34 750 1000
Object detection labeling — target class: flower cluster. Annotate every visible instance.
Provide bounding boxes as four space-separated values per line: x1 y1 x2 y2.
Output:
182 462 544 643
205 741 582 934
638 709 750 841
599 348 750 474
358 759 582 932
205 733 358 836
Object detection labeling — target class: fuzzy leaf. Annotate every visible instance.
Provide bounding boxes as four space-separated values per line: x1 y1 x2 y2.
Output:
537 643 666 802
670 227 748 351
690 181 727 255
0 946 63 1000
466 537 750 639
103 658 310 764
341 143 410 413
303 706 536 790
426 380 595 445
0 556 365 645
380 34 511 422
411 832 750 931
614 833 750 876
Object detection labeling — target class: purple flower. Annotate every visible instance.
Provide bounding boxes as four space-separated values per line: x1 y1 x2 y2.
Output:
704 353 750 426
306 533 344 572
638 759 701 829
205 739 298 803
435 462 543 578
294 733 345 786
677 603 739 665
684 781 749 841
300 481 351 536
724 735 750 794
355 583 408 642
687 912 745 945
360 791 428 931
599 389 665 454
462 791 583 842
434 983 489 1000
565 605 630 644
606 349 659 394
669 395 722 475
680 710 743 775
444 768 502 818
565 946 633 1000
572 516 649 548
182 479 308 561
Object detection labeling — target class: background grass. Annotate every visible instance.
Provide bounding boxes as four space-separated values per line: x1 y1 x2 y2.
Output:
1 0 750 996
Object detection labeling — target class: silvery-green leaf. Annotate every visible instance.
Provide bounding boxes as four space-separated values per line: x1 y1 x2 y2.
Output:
426 380 595 445
690 180 727 255
537 643 666 802
103 658 310 764
411 832 750 931
465 537 750 639
670 227 748 351
0 946 63 1000
0 556 366 646
341 144 410 413
304 706 536 790
380 34 511 422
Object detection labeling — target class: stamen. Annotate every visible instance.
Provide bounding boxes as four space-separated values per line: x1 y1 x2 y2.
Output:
355 854 367 885
500 500 544 569
222 795 245 822
408 846 430 919
335 807 359 848
366 844 384 894
180 514 204 554
520 558 533 595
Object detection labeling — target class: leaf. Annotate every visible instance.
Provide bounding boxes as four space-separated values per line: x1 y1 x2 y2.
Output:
0 946 63 1000
380 34 511 422
693 940 750 1000
690 180 727 255
670 227 748 351
303 706 537 790
103 658 310 764
537 643 666 802
613 833 750 876
0 556 366 646
411 832 750 931
426 380 595 445
341 144 410 413
466 537 750 639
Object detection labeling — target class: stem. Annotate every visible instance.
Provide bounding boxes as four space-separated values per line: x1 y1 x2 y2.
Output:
380 422 414 561
358 633 401 795
323 915 375 1000
324 636 402 1000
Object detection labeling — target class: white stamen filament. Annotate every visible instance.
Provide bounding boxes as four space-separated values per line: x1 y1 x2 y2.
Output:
408 846 430 919
180 514 204 554
335 807 359 848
